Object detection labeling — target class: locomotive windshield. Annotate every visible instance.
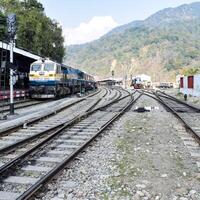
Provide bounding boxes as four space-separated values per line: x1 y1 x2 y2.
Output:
31 64 41 72
44 64 55 71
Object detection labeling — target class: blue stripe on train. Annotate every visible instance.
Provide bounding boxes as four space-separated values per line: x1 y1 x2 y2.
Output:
30 80 58 86
30 79 95 86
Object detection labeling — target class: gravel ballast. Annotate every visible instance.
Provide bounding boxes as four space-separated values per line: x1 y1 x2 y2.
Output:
36 95 200 200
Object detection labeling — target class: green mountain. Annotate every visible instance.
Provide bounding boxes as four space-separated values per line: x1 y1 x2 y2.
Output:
65 2 200 81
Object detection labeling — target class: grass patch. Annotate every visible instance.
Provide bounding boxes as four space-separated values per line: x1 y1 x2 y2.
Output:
176 92 183 97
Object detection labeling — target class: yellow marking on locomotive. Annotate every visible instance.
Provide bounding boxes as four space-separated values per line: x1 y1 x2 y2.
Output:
29 72 62 81
29 74 40 80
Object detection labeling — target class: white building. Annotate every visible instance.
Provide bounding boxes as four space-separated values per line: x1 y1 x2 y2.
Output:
133 74 151 83
180 74 200 97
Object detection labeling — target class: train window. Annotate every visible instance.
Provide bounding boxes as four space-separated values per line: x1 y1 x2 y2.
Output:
31 64 41 71
44 64 55 71
56 65 61 73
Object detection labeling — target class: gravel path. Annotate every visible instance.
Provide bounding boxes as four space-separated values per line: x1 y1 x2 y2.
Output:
36 95 200 200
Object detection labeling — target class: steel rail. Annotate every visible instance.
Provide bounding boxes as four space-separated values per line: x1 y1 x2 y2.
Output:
156 90 200 112
0 89 102 135
142 91 200 145
0 89 130 179
154 92 200 144
0 88 107 154
16 92 142 200
142 89 200 112
0 99 31 108
0 100 53 114
85 87 109 112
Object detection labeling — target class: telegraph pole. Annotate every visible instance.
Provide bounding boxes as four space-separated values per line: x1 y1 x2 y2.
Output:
7 14 17 115
111 70 114 86
125 74 127 89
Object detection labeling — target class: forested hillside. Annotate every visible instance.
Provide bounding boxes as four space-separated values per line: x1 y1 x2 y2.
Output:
66 2 200 81
0 0 65 62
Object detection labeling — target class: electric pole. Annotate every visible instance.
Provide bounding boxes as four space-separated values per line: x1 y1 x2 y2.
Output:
111 70 114 86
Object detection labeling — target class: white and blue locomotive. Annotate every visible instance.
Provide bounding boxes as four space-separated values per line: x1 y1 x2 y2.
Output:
29 59 96 98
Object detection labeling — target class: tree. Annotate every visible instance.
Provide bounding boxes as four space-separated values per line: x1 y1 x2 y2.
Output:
0 0 65 62
0 12 6 41
20 0 44 12
179 67 200 76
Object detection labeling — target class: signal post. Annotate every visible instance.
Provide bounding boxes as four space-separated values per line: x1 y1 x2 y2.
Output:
7 14 17 115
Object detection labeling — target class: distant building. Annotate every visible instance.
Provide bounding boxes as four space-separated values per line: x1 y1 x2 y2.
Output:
133 74 151 83
98 77 123 86
180 74 200 97
132 74 151 85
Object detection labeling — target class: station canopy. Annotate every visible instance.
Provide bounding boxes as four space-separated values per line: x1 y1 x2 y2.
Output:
0 41 41 73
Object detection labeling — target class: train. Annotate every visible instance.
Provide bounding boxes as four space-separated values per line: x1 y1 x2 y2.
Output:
131 78 151 89
29 59 96 98
131 75 151 89
131 77 144 89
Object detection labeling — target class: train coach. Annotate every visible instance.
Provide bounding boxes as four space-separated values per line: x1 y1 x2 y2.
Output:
29 59 96 98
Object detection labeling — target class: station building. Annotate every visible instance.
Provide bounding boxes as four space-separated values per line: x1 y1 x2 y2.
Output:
0 41 41 100
180 75 200 97
98 78 123 86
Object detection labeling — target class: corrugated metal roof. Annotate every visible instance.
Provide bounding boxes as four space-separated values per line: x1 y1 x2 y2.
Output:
0 41 41 60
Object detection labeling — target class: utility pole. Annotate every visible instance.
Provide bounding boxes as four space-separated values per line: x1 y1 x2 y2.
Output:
111 70 114 86
7 14 17 115
125 74 127 89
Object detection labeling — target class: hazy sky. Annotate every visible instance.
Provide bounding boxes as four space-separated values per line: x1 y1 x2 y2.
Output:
38 0 198 45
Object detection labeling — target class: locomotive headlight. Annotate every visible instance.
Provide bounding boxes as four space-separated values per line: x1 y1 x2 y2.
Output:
49 74 54 77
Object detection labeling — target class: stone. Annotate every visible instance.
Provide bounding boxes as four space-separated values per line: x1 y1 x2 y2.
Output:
0 191 20 200
66 193 74 200
50 197 62 200
135 184 146 189
172 195 178 200
58 192 65 198
136 191 144 197
179 197 188 200
63 181 78 188
161 174 167 178
133 193 140 200
188 190 196 196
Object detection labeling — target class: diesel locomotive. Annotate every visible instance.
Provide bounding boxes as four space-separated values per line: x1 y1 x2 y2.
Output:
29 59 96 98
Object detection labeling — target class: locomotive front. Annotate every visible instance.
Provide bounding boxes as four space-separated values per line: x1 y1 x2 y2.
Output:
29 60 61 98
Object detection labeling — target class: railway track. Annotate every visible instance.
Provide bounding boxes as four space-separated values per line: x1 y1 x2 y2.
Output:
156 90 200 112
0 99 53 114
142 90 200 145
0 89 103 134
0 88 111 154
0 100 50 114
0 89 105 115
0 99 30 108
0 88 141 200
